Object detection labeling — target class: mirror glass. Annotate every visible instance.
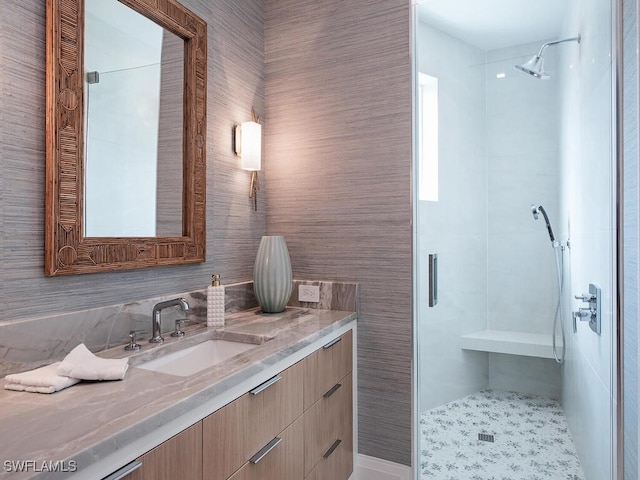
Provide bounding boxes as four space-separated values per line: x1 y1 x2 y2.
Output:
84 0 184 237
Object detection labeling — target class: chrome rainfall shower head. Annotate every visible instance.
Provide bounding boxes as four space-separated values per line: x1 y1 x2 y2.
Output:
515 55 548 79
515 35 581 79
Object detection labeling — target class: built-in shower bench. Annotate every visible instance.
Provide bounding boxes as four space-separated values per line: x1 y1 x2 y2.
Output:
460 330 562 359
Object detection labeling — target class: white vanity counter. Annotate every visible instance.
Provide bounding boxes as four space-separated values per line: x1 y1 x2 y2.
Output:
0 307 357 480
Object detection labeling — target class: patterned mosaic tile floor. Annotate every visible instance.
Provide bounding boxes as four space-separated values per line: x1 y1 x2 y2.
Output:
419 390 585 480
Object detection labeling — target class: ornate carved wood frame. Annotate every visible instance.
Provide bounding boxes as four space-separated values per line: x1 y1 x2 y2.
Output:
45 0 207 276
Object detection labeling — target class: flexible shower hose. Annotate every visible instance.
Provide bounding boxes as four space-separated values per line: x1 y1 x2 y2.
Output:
552 244 566 363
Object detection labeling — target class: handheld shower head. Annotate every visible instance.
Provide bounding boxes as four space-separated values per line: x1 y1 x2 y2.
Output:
531 205 540 220
531 204 556 244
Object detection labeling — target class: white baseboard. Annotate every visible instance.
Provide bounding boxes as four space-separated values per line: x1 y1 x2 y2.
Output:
355 454 412 480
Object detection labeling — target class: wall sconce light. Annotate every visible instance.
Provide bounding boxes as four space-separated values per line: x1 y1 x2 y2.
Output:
234 109 262 211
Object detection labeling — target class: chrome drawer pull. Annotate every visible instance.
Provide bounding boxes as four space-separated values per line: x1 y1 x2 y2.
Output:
323 383 342 399
250 375 282 395
323 337 342 349
323 439 342 459
102 460 143 480
249 437 283 464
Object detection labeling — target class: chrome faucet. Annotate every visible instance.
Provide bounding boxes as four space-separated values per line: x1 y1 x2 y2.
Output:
150 298 190 344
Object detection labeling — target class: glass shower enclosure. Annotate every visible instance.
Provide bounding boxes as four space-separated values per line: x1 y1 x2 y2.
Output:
413 1 617 478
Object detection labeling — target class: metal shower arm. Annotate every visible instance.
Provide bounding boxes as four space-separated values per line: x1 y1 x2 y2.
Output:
537 35 581 56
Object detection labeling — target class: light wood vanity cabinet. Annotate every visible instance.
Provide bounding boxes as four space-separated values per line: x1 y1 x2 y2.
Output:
202 360 305 480
127 422 203 480
303 330 353 479
204 329 353 480
122 329 353 480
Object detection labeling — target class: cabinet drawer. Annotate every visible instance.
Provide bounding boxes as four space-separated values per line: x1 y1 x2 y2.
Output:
202 360 304 480
127 423 202 480
303 330 352 410
304 372 352 475
227 416 304 480
304 423 353 480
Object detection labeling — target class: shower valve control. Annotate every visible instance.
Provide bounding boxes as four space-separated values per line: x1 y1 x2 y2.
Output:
575 293 596 302
572 283 601 335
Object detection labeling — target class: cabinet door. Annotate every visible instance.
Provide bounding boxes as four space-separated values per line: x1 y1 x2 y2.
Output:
127 422 202 480
304 372 352 476
303 330 352 410
202 360 304 480
227 416 304 480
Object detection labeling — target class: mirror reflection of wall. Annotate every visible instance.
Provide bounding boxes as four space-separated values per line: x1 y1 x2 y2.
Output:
84 0 183 238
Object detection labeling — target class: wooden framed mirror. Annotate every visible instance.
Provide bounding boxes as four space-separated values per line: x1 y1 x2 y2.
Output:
45 0 207 276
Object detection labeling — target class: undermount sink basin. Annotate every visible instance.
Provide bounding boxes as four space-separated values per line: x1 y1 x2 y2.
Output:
137 340 258 377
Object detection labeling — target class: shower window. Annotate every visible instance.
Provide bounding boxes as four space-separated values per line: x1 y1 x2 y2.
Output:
418 72 438 202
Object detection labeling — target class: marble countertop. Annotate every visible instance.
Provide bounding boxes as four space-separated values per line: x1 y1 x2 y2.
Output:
0 307 357 480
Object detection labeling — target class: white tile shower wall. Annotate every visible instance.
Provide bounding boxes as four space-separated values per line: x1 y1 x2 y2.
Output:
485 41 560 335
416 23 488 410
558 0 615 478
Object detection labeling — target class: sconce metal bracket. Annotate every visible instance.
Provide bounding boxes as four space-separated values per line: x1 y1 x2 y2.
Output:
250 171 259 211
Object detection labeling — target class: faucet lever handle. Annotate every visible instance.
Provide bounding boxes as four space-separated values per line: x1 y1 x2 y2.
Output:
171 318 185 338
125 330 144 351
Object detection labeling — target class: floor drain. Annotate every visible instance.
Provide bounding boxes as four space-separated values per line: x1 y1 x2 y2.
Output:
478 433 495 442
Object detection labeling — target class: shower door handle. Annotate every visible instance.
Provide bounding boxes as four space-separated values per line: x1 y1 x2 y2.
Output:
429 253 438 307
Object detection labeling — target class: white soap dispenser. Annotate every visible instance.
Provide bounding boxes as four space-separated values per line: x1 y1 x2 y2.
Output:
207 274 225 327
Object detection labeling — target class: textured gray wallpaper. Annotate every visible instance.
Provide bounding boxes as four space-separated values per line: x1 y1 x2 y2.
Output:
264 0 413 466
0 0 266 320
1 0 415 468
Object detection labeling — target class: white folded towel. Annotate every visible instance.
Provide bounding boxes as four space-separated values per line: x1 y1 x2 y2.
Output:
58 343 129 381
4 362 80 394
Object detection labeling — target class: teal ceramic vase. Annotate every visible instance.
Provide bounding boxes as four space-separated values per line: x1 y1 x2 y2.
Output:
253 236 292 313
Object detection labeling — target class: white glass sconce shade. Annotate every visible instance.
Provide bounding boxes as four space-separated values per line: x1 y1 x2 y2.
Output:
235 121 261 171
